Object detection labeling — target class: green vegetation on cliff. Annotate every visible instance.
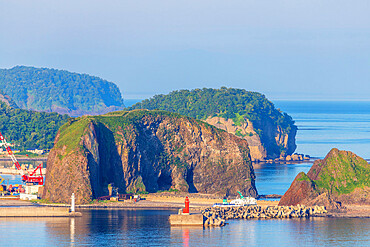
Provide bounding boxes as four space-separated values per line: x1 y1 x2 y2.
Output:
280 149 370 207
0 102 69 150
57 109 219 155
128 87 296 156
56 117 93 153
0 66 124 116
313 149 370 195
295 149 369 196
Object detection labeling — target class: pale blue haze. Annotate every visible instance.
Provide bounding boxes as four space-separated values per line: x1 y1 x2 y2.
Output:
1 1 370 100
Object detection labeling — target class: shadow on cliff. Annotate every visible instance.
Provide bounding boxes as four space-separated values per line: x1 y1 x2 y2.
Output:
186 167 198 193
130 121 172 193
93 122 126 197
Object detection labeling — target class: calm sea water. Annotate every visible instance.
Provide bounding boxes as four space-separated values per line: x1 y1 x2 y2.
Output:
0 101 369 246
275 101 370 159
253 162 312 195
0 209 368 246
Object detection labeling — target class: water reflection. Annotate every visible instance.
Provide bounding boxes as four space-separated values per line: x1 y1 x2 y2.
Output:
170 217 370 246
170 226 204 246
182 228 189 247
0 210 368 246
70 218 75 247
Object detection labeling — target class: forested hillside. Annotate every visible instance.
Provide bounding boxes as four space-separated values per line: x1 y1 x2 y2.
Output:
0 89 18 108
128 87 297 158
0 101 69 150
0 66 124 116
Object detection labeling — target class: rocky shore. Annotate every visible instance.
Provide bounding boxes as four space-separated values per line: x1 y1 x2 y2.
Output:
261 153 310 163
202 205 328 226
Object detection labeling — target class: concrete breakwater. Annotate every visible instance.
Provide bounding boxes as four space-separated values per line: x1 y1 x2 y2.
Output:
0 207 82 217
202 205 327 226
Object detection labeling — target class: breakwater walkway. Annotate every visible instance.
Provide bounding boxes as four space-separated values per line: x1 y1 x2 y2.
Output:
202 205 327 226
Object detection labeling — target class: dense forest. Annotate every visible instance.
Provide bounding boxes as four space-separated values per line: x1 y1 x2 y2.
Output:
0 89 18 108
0 101 69 150
0 66 124 116
129 87 295 132
128 87 297 155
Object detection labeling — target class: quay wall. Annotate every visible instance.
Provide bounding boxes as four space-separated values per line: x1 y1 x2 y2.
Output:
0 207 81 217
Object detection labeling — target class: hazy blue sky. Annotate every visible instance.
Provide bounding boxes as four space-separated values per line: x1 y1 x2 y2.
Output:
1 0 370 100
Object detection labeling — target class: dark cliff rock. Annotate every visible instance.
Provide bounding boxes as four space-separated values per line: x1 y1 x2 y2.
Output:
279 148 370 209
43 110 257 204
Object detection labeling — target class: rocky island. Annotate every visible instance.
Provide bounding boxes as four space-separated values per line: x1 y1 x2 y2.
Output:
279 148 370 211
43 110 257 204
128 87 297 162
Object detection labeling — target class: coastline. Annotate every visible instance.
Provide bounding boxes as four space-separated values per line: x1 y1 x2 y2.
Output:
1 192 366 218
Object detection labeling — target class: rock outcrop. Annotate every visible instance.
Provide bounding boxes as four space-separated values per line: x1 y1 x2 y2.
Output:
206 117 266 161
43 110 257 204
206 116 296 161
279 148 370 209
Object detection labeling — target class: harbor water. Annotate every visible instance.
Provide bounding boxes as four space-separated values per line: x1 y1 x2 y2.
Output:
0 209 369 246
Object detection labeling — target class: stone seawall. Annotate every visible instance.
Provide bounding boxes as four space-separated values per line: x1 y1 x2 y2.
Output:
201 205 327 226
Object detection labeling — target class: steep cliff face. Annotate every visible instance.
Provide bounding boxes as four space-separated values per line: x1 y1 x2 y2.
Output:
206 117 266 161
43 110 257 204
206 116 296 161
279 148 370 209
256 116 297 159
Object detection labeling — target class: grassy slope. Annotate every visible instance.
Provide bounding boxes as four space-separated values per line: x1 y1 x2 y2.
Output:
55 117 93 154
299 149 370 196
314 151 370 195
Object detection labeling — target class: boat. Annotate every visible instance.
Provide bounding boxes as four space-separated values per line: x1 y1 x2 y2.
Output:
212 191 257 207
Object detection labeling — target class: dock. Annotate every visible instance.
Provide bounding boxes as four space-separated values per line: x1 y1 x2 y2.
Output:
169 196 208 226
169 214 204 226
0 207 81 217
